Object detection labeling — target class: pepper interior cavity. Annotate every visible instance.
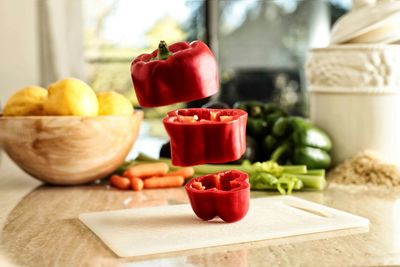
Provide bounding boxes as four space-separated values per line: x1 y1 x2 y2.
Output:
190 171 246 191
170 109 243 123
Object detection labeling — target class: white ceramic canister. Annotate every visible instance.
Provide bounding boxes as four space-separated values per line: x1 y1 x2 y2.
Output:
305 44 400 166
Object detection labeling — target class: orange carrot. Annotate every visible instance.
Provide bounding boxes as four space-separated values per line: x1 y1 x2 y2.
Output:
143 176 184 189
110 175 131 190
130 177 144 191
123 162 169 178
167 167 195 179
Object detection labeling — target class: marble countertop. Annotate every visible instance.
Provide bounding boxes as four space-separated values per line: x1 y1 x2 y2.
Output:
1 139 400 266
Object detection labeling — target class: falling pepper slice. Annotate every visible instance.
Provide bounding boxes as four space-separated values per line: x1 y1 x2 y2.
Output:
130 40 219 107
185 170 250 223
163 108 248 166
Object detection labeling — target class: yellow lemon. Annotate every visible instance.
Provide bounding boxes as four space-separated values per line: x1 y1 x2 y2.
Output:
44 78 98 116
97 91 134 115
3 86 47 116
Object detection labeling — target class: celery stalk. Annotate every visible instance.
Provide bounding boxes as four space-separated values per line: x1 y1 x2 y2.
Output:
131 153 326 193
304 169 325 176
193 164 253 175
291 173 326 191
282 165 307 174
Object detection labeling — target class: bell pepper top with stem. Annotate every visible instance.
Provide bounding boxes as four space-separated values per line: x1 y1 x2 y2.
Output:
131 40 219 107
163 108 248 166
185 170 250 223
154 40 172 60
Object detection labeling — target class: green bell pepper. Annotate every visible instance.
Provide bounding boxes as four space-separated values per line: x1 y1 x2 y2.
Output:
263 135 278 152
233 101 286 138
233 101 266 118
270 117 332 169
247 118 268 138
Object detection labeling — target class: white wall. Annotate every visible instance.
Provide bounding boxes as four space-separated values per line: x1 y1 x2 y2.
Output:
0 0 41 106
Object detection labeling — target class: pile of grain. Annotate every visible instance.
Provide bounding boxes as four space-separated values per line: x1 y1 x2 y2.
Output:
328 150 400 187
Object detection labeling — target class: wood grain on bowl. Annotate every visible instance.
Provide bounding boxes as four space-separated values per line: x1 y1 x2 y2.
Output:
0 112 143 185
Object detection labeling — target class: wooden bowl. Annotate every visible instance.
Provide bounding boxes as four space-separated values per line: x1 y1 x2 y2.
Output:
0 111 143 185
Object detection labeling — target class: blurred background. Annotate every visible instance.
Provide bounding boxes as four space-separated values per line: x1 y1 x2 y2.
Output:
0 0 350 117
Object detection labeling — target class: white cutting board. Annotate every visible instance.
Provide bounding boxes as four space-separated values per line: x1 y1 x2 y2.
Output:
79 196 369 257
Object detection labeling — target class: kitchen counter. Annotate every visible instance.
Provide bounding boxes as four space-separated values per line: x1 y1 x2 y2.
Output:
1 150 400 267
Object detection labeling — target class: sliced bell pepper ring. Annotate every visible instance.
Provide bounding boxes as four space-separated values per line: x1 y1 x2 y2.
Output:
130 40 219 107
163 108 248 166
185 170 250 223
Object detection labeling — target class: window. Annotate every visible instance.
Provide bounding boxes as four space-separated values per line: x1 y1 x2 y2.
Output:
82 0 206 117
216 0 349 115
83 0 349 117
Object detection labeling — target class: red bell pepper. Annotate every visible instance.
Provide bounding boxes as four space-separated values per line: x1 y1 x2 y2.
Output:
185 170 250 223
131 40 218 107
163 108 248 166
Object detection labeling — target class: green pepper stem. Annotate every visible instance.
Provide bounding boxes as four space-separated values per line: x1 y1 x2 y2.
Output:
270 144 289 163
157 40 172 60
